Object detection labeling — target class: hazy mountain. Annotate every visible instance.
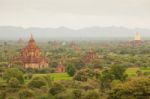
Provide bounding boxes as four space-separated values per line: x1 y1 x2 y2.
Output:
0 26 150 40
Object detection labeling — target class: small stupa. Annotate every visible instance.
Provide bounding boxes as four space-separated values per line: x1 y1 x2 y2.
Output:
56 61 65 73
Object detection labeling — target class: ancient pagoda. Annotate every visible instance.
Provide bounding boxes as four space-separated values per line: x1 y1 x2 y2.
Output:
84 48 95 63
56 61 65 73
12 34 48 69
131 32 143 45
134 32 141 41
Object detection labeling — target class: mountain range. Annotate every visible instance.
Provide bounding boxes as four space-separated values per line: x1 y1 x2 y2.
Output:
0 26 150 40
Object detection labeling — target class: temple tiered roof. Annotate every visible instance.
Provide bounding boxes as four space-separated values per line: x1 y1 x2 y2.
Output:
12 34 48 69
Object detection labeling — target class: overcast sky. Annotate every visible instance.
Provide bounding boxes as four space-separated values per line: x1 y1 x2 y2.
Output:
0 0 150 29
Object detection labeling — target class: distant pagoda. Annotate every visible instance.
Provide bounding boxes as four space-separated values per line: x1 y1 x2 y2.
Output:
17 37 24 43
134 32 141 41
84 48 96 63
56 61 65 73
17 37 25 47
11 34 48 69
131 32 143 45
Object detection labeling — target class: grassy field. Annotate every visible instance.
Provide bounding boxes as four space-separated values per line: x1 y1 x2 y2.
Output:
126 67 150 76
125 67 140 76
33 73 72 81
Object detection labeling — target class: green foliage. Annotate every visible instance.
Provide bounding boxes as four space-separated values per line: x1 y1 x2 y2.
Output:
43 74 53 88
28 76 46 89
26 68 54 73
67 59 85 70
33 73 72 81
81 83 95 91
0 91 6 99
3 68 24 84
8 77 20 88
50 62 58 68
100 69 114 89
100 65 127 90
73 68 100 81
111 65 127 81
55 92 72 99
49 82 65 95
36 93 54 99
72 89 83 99
19 89 34 99
66 64 76 76
109 77 150 99
82 90 100 99
24 73 32 80
0 62 8 67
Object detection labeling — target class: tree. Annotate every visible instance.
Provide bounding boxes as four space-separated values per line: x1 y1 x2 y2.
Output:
8 77 20 88
72 89 82 99
66 64 76 76
100 69 114 89
49 83 65 95
28 76 46 89
19 89 34 99
100 65 127 90
43 74 53 88
110 65 127 81
109 77 150 99
73 68 100 82
7 77 20 92
3 68 24 84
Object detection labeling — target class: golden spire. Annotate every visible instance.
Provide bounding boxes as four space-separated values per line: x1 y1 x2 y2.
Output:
134 32 141 41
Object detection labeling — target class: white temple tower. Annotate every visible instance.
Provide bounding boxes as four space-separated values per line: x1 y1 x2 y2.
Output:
134 32 141 41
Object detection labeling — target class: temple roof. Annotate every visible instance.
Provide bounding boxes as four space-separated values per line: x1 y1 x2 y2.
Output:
17 34 48 64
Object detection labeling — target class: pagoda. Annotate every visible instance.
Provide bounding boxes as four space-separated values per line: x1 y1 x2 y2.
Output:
56 61 65 73
131 32 143 45
84 48 95 63
12 34 48 69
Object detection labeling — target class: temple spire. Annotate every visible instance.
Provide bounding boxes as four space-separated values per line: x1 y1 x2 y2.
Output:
30 33 34 40
134 32 141 41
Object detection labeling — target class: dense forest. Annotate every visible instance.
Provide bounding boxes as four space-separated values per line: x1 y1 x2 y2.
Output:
0 40 150 99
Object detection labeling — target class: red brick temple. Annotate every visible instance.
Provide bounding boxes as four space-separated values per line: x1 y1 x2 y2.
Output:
12 35 48 69
84 48 95 63
56 61 65 73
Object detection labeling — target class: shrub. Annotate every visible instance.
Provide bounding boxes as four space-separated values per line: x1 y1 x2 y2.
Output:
36 94 54 99
28 76 46 89
82 90 100 99
109 77 150 99
7 77 20 92
3 68 24 84
73 68 99 81
72 89 82 99
24 73 32 80
66 64 76 76
19 89 34 98
49 83 65 95
8 77 20 88
0 91 6 99
55 93 72 99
